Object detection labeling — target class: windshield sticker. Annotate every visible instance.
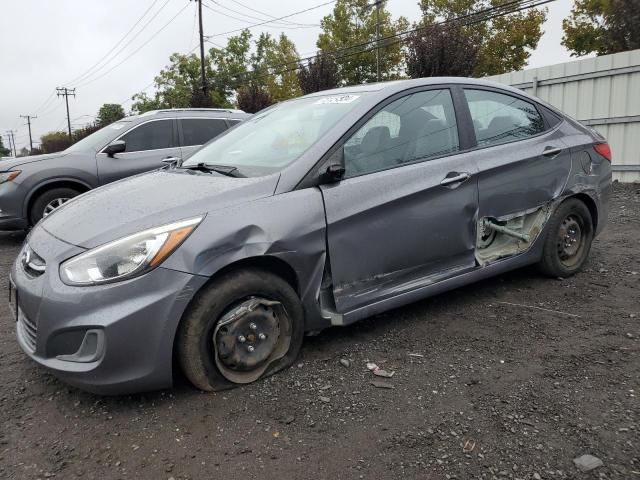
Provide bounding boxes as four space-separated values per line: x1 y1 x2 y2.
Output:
314 94 360 105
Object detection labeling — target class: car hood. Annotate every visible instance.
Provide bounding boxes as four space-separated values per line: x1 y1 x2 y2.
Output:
40 169 280 249
0 152 69 169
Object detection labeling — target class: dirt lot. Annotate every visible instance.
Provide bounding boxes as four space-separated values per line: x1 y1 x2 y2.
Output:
0 184 638 480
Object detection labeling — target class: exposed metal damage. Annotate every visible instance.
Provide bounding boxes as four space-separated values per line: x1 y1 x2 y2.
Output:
475 202 555 266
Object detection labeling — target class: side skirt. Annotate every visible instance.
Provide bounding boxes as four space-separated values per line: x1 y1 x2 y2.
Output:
326 243 543 327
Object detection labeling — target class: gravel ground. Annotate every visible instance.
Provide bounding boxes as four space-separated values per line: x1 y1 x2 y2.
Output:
0 184 638 480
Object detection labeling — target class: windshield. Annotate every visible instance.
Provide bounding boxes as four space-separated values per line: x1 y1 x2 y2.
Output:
181 93 366 175
65 120 131 153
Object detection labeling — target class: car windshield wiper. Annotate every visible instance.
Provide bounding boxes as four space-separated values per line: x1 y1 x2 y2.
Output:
180 163 245 178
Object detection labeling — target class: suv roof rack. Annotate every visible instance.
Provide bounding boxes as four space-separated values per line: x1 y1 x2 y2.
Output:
138 108 246 117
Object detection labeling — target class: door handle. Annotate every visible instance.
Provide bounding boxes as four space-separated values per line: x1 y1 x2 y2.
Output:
542 146 563 158
440 172 470 187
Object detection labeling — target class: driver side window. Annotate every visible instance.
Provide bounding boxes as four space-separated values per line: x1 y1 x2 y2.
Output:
119 119 175 153
344 89 459 177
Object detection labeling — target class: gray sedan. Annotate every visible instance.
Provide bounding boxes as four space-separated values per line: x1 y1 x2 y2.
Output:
10 78 611 394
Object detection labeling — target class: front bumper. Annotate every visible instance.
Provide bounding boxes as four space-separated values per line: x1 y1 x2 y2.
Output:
0 181 29 230
11 226 208 395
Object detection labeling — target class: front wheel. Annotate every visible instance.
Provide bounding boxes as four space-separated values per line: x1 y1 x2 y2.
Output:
29 187 80 225
177 268 304 391
537 198 594 277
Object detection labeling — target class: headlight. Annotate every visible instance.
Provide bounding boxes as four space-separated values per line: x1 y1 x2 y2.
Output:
60 216 203 286
0 171 20 184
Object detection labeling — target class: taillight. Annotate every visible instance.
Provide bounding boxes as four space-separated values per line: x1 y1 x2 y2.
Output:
593 143 611 162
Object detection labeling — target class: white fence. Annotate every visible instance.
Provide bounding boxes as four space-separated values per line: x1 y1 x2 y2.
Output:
486 49 640 182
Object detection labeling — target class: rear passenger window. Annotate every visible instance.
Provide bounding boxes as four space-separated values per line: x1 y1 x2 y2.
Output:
344 89 459 177
181 119 228 146
119 119 175 152
464 89 545 147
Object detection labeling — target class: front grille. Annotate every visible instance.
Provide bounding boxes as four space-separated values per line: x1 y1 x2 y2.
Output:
17 309 37 351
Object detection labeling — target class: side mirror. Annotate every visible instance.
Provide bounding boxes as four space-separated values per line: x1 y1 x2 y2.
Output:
104 140 126 157
320 148 346 184
325 164 346 181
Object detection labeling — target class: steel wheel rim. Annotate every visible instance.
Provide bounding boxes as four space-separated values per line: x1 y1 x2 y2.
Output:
212 297 291 384
556 214 584 267
43 197 70 217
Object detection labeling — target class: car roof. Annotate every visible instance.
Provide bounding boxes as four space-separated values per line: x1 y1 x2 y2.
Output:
129 108 250 122
299 76 563 117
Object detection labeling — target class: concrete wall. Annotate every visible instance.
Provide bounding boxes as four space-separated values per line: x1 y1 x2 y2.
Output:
486 49 640 182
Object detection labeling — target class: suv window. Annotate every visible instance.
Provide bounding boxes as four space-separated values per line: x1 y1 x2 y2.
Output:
119 119 175 152
344 89 459 177
180 118 228 146
464 89 545 147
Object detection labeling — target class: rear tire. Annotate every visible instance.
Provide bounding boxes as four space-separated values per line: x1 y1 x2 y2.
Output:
29 187 80 225
537 198 594 277
177 268 304 392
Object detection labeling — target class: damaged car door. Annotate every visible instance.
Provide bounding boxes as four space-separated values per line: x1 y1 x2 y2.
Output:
320 88 479 313
462 88 573 265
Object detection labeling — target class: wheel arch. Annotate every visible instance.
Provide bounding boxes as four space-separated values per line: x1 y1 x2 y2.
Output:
170 254 302 385
569 192 598 231
24 178 92 219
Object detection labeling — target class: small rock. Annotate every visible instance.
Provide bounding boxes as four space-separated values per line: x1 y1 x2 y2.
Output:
319 396 330 403
573 454 603 472
626 333 634 338
339 358 351 368
370 380 394 389
533 473 541 480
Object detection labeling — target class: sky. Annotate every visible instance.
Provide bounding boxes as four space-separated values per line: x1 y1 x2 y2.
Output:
1 0 577 153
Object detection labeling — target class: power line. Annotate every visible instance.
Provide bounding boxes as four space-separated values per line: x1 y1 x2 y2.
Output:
226 0 553 83
215 0 555 89
31 90 57 116
226 0 319 26
67 0 170 87
73 2 191 88
204 0 319 29
204 0 335 39
124 0 550 111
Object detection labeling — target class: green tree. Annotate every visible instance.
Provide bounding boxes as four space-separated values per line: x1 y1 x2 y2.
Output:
131 30 302 114
255 33 302 101
0 137 10 157
317 0 409 85
405 23 479 78
237 82 275 113
41 131 72 153
418 0 547 77
297 54 340 94
562 0 640 56
96 103 125 127
132 52 224 114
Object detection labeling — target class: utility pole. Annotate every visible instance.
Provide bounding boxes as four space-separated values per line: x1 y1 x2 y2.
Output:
19 115 37 152
375 0 381 82
192 0 208 100
56 87 76 140
5 131 17 157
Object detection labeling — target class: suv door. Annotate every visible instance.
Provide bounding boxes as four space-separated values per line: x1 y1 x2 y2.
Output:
320 88 479 313
461 87 572 219
178 118 229 160
96 118 180 185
